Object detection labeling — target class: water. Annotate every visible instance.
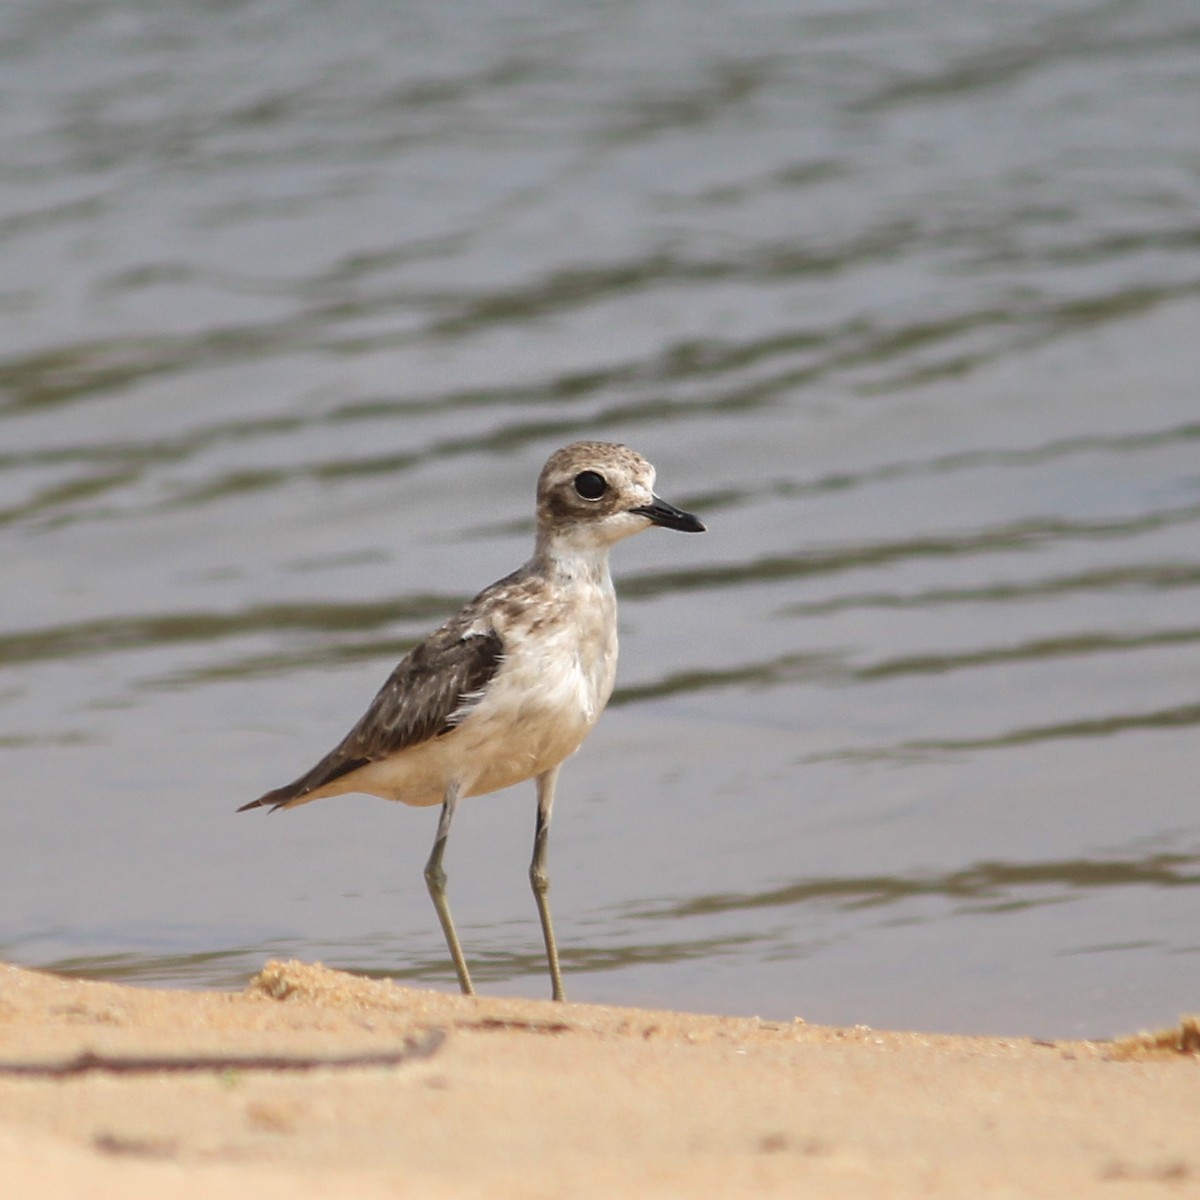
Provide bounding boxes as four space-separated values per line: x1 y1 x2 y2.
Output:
2 0 1199 1039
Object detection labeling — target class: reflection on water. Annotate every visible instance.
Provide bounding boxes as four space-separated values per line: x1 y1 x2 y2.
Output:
656 852 1200 919
2 0 1200 1037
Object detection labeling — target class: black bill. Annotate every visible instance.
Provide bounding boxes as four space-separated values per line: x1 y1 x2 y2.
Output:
630 496 706 533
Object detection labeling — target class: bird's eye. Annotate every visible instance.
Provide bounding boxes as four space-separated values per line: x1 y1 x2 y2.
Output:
573 470 608 500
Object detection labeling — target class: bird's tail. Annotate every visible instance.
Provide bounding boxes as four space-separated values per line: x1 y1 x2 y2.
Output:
237 783 305 813
239 751 371 814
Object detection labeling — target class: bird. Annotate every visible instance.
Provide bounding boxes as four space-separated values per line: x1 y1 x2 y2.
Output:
239 441 705 1001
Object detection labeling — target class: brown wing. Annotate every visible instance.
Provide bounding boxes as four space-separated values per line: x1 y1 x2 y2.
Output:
240 623 504 812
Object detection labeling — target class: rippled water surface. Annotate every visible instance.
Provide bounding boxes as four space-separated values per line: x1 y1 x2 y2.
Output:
3 0 1199 1037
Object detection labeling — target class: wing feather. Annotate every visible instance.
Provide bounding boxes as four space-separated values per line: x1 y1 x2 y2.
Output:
241 623 504 811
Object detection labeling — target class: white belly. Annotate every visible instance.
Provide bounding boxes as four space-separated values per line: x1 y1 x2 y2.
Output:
336 581 618 807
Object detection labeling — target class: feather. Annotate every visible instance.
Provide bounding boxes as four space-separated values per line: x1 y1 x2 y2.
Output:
239 623 503 811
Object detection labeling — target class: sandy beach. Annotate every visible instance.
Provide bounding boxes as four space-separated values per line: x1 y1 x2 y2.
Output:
0 959 1196 1198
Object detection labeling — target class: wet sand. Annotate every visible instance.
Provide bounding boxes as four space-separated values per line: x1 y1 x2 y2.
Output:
0 959 1195 1198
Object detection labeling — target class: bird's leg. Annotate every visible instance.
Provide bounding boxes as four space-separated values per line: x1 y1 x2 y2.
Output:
531 765 566 1002
424 780 474 996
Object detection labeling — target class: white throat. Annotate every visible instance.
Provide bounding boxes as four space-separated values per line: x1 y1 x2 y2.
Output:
535 533 614 586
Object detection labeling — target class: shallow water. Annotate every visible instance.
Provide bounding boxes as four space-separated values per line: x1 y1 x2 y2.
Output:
2 0 1199 1038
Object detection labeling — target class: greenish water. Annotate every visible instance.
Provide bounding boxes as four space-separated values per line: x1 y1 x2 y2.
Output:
2 0 1200 1037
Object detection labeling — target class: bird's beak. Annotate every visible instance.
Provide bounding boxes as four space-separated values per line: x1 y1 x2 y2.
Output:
630 496 706 533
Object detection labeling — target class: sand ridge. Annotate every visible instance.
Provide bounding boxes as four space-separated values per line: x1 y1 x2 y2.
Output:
0 960 1196 1198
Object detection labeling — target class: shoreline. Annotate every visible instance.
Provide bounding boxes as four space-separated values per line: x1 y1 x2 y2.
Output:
0 959 1196 1197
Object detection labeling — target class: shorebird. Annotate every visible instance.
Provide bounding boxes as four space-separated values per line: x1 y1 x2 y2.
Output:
240 441 705 1001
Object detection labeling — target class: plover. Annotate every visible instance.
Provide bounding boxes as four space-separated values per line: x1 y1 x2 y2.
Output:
240 441 704 1001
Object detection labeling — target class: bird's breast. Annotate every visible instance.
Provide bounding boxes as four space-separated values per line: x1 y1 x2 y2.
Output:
457 578 617 796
